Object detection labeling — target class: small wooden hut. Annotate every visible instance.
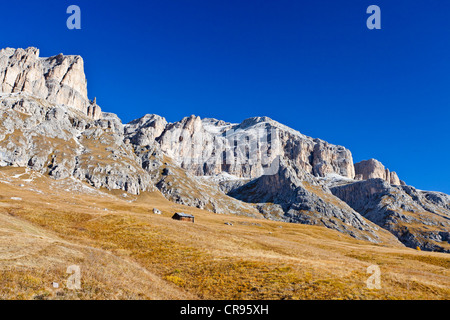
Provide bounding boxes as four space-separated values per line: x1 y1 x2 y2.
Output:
172 212 195 223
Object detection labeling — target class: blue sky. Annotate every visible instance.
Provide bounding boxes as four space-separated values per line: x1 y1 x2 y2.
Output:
1 0 449 193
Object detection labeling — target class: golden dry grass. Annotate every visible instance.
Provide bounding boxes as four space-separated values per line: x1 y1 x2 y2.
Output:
0 167 448 300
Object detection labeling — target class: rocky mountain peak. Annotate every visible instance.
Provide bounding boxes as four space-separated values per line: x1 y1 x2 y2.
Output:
239 116 274 129
124 114 168 146
0 47 101 119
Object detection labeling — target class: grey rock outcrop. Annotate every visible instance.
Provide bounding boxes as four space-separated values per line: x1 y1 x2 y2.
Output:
0 92 153 194
125 114 168 146
331 179 450 252
354 159 403 186
0 47 101 119
228 158 400 243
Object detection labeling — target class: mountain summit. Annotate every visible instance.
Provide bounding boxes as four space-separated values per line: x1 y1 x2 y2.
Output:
0 47 101 118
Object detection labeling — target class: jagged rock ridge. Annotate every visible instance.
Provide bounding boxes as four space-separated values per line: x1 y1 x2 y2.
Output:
126 114 356 180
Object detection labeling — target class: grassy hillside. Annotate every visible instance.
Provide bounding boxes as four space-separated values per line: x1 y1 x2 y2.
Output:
0 167 448 300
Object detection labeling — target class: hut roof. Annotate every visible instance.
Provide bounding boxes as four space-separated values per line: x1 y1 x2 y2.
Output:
173 212 194 218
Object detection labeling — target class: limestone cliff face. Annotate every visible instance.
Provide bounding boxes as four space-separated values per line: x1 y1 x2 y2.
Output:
354 158 404 186
125 114 168 146
0 47 101 119
311 140 355 179
131 115 356 180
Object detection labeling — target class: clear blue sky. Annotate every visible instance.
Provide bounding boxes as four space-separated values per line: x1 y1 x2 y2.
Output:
1 0 449 194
